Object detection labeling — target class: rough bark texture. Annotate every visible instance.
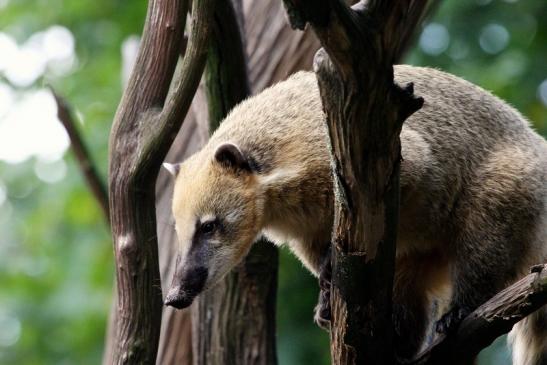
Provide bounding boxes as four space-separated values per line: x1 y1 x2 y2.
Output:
152 1 321 364
282 1 427 363
411 264 547 365
107 0 213 363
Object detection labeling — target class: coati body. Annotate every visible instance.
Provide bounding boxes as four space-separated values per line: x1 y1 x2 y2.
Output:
165 66 547 364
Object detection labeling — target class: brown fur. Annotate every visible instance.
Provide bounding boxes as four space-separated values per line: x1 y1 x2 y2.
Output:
168 66 547 363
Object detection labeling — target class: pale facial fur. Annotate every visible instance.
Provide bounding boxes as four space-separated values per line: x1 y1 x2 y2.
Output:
165 144 266 308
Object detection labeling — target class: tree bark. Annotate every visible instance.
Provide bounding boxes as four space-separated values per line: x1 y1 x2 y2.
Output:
107 0 214 363
282 0 427 363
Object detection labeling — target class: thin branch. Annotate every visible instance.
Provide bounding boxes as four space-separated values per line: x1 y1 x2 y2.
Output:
50 88 109 222
393 0 442 62
409 264 547 365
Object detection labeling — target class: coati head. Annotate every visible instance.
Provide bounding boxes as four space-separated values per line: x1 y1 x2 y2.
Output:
163 142 264 309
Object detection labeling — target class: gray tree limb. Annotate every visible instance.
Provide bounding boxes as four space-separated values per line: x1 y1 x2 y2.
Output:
106 0 214 363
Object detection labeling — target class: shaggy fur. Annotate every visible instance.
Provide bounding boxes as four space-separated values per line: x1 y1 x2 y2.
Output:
168 66 547 363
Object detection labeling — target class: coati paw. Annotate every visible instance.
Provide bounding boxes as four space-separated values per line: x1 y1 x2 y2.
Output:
313 299 331 331
314 246 332 331
435 306 470 334
313 284 331 331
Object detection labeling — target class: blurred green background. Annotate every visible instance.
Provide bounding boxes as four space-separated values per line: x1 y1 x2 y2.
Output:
0 0 545 364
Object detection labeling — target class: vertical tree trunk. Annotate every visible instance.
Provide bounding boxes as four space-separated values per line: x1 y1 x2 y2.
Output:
107 1 188 362
106 0 214 363
103 0 319 363
282 0 427 363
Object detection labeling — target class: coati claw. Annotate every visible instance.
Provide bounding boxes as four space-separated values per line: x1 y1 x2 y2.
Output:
435 306 470 334
313 291 331 331
314 249 332 331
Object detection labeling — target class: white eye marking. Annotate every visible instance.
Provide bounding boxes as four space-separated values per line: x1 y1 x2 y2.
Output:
200 213 216 224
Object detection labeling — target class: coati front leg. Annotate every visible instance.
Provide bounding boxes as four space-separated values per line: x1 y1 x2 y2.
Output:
313 246 431 360
392 256 430 360
314 245 332 330
314 249 433 359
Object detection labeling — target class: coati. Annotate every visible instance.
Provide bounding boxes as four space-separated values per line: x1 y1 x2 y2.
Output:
163 65 547 364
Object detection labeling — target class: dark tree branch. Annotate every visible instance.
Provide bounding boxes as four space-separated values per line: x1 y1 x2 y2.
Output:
283 0 428 364
191 1 279 364
107 0 214 363
409 264 547 365
50 88 109 222
205 0 250 130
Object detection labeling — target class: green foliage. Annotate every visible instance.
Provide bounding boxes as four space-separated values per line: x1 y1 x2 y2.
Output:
0 0 146 363
0 0 545 364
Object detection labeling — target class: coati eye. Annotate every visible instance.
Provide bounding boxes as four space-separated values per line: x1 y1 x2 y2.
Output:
200 221 217 235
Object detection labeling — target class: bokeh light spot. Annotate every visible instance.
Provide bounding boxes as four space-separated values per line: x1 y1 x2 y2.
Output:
419 23 450 56
0 312 22 347
479 23 510 54
34 158 67 184
0 89 70 163
538 79 547 107
0 180 7 206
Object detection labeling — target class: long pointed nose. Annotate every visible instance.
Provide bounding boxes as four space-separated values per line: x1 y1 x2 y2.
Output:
164 286 194 309
164 264 208 309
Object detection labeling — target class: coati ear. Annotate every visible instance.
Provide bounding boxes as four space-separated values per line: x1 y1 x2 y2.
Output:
214 142 251 172
162 162 182 177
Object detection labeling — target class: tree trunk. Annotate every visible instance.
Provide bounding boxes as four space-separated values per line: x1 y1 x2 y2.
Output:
106 0 214 363
282 0 427 363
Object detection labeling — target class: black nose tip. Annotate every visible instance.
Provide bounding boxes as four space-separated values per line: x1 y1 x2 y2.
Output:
164 267 208 309
164 288 194 309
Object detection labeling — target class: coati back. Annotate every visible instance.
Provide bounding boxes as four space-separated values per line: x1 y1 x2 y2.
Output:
164 66 547 364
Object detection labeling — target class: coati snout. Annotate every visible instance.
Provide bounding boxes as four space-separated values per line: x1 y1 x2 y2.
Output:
163 142 264 308
165 261 208 309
